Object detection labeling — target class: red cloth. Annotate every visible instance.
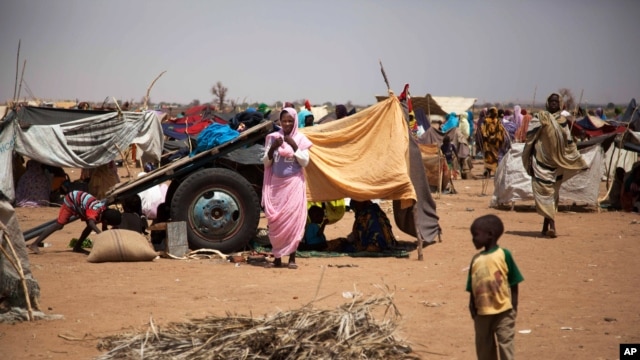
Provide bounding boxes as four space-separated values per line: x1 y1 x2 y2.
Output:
397 84 413 113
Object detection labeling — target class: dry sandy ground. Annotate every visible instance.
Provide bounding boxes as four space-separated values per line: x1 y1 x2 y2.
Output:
1 162 640 359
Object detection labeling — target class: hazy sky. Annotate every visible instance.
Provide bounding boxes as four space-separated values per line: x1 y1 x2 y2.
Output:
2 0 639 107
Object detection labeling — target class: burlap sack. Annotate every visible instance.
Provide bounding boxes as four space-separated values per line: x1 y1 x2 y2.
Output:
87 229 157 263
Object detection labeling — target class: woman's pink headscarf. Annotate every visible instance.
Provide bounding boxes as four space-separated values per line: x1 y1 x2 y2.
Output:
513 105 523 129
265 107 313 157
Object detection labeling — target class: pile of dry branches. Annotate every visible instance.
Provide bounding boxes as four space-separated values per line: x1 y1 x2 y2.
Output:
96 288 418 359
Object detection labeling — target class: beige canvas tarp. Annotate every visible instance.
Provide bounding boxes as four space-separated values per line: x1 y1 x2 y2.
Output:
301 96 440 244
302 96 415 203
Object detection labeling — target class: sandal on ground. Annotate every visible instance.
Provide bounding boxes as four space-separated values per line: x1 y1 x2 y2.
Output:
265 258 283 268
287 262 298 270
27 244 41 255
546 229 557 238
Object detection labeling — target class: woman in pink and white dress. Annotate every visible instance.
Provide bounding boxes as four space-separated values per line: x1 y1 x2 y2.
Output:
262 107 312 269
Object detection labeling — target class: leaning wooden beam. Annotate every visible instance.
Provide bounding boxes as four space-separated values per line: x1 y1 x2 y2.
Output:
13 39 20 100
115 144 132 179
17 59 26 102
143 71 167 111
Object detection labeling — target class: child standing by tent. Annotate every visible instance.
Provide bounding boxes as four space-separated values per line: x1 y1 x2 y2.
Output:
466 214 524 360
440 135 458 180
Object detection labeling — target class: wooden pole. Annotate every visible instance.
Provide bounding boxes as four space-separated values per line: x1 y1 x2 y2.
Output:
13 39 20 101
115 144 132 179
143 71 167 111
413 206 423 261
379 60 391 92
0 224 34 321
569 89 584 133
437 149 443 199
16 59 27 102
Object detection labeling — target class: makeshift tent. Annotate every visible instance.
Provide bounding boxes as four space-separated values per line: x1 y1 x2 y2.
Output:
300 95 440 245
592 99 640 178
490 143 604 208
571 114 626 139
0 199 40 311
0 107 163 202
602 145 638 179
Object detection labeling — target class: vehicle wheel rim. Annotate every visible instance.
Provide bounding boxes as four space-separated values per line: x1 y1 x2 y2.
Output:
190 189 241 241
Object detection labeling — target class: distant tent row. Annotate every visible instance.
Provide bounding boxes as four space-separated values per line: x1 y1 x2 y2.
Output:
492 97 640 207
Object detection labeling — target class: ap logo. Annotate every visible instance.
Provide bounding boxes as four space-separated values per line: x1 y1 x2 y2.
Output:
621 344 640 359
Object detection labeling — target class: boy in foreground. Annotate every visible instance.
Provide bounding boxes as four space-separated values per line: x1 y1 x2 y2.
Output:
466 214 524 360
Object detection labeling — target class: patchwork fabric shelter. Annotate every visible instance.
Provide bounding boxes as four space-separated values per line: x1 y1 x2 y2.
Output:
0 107 164 202
0 199 40 310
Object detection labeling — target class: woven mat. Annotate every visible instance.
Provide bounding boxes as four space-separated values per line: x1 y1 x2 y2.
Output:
250 239 412 259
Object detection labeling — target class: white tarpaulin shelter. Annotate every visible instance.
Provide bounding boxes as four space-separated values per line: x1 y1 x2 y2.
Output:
0 109 163 202
490 143 604 207
602 146 638 179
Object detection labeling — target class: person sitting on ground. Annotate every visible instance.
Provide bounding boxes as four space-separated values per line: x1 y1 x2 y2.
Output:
150 202 171 250
299 205 328 251
621 164 640 212
118 194 148 234
346 200 397 252
28 190 121 254
15 160 51 208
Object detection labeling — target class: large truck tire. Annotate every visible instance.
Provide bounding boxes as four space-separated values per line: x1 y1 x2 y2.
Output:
169 168 260 253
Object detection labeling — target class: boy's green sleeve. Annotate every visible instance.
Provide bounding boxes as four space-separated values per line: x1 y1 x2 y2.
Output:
503 248 524 286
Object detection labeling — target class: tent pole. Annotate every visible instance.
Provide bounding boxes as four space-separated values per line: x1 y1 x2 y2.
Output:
605 144 616 189
16 60 26 103
437 149 442 199
115 144 132 179
13 39 20 101
413 206 423 261
569 89 584 134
